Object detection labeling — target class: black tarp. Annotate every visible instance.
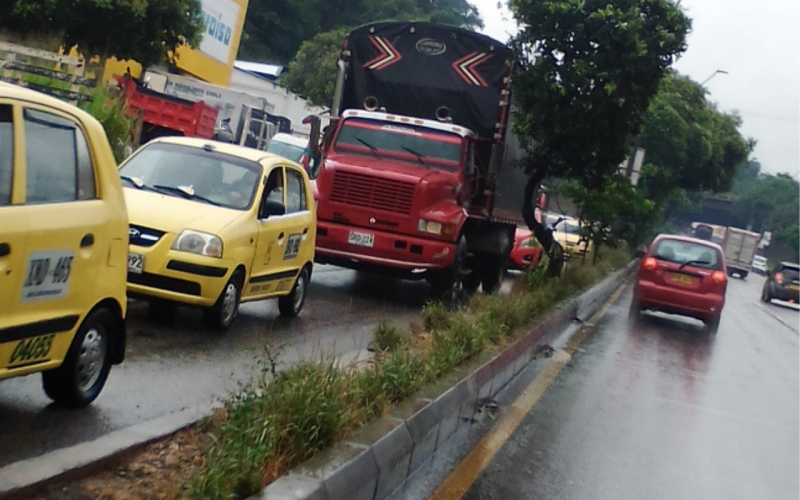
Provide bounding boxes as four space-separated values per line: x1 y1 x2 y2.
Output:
341 22 512 140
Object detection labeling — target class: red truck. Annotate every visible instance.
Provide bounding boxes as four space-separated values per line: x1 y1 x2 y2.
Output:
117 75 218 143
311 22 529 299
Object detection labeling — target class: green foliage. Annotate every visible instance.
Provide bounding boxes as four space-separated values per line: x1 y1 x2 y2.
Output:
279 28 349 108
511 0 690 190
80 86 133 163
239 0 483 65
372 318 407 352
1 0 204 67
732 174 800 254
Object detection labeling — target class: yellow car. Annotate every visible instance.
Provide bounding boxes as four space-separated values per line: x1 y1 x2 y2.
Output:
118 137 316 331
546 214 593 257
0 83 128 406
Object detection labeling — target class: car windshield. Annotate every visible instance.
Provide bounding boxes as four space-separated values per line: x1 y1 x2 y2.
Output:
652 239 722 269
267 140 305 163
334 118 463 171
119 143 261 210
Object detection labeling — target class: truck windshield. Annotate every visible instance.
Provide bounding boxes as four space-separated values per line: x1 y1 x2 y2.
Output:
334 118 462 171
119 143 261 210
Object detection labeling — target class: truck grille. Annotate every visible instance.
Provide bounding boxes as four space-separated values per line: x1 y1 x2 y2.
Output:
329 171 415 215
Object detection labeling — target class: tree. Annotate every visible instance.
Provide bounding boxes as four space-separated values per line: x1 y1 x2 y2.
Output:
509 0 690 260
1 0 204 67
239 0 482 64
732 175 799 247
280 28 350 108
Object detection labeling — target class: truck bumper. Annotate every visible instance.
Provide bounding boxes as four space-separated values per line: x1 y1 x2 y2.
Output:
315 220 457 272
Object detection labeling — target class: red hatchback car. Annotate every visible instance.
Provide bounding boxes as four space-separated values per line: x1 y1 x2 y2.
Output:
631 234 728 332
509 227 544 270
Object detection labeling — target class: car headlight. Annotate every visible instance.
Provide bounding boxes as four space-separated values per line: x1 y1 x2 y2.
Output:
171 230 223 258
418 219 455 236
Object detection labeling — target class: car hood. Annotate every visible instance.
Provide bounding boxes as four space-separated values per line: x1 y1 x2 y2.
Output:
124 188 246 235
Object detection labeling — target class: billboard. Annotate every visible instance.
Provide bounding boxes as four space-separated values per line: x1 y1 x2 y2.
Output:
174 0 248 86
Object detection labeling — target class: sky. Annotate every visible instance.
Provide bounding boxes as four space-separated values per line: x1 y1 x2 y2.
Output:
473 0 800 177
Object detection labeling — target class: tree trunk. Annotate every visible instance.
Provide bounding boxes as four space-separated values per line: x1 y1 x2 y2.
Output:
522 162 564 277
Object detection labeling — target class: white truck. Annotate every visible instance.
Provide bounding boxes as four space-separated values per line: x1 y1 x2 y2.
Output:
722 227 761 279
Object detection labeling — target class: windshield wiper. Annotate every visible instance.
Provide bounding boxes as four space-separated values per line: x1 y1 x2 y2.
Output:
678 259 711 270
152 184 221 206
355 137 382 159
120 175 165 194
401 146 429 167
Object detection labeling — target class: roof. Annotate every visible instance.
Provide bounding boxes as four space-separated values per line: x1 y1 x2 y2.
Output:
269 133 308 148
340 109 476 138
147 136 292 167
0 81 97 125
779 262 800 269
233 61 283 78
653 233 724 251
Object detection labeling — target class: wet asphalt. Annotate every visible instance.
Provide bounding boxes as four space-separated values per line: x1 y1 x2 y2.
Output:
454 273 799 500
0 265 429 468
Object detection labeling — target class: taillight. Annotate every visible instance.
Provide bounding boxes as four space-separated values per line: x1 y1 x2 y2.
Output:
642 257 657 271
775 272 784 284
711 271 726 284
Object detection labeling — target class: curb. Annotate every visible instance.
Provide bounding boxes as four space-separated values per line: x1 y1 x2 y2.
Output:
255 262 636 500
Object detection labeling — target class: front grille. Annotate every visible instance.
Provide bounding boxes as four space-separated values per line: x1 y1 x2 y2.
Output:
329 171 415 215
129 224 165 247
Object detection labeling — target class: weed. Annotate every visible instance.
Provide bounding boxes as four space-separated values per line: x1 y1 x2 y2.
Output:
372 319 407 352
421 301 452 331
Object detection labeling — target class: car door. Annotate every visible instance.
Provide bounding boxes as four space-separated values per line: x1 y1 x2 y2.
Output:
10 105 108 362
279 165 315 284
0 102 31 348
247 166 292 297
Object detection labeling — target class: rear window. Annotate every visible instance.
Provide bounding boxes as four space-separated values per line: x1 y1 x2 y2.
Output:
652 239 722 270
779 265 799 281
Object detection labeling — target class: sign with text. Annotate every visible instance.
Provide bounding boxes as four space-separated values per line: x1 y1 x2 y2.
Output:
199 0 241 65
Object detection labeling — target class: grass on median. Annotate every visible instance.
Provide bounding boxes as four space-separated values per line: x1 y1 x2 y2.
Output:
185 246 630 500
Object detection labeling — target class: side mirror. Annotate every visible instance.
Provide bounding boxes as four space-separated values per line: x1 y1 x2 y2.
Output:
634 249 646 259
260 199 286 219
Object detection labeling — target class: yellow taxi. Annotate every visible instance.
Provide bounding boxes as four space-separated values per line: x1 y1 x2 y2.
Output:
0 83 128 406
118 137 316 331
546 214 593 257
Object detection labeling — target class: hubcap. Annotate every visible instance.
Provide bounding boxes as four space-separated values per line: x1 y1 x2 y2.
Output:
293 273 306 311
77 327 106 391
221 282 238 325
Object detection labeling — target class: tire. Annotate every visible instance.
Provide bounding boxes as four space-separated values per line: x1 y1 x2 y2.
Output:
480 253 509 295
761 283 772 303
430 237 470 306
278 267 310 317
740 270 748 280
628 298 642 319
705 313 721 334
42 308 115 407
204 272 242 332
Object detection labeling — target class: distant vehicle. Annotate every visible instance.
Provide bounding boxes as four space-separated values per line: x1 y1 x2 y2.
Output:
752 255 768 275
119 137 316 331
545 214 592 257
509 227 544 270
631 234 728 333
267 133 310 165
761 262 799 304
721 227 760 279
0 83 128 406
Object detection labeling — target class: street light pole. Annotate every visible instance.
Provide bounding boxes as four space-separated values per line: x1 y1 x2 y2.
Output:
700 69 728 87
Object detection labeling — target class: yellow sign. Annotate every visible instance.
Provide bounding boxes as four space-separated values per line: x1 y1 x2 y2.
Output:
174 0 249 86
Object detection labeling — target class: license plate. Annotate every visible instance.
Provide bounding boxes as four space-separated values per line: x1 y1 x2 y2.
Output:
128 253 144 274
348 231 374 248
789 284 799 291
8 334 55 366
670 273 693 286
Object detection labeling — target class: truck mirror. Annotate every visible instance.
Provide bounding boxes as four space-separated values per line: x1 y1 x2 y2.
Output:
489 143 507 175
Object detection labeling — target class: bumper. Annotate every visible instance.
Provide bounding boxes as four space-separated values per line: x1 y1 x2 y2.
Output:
635 280 725 321
315 220 457 271
509 249 537 269
127 246 232 306
770 284 800 302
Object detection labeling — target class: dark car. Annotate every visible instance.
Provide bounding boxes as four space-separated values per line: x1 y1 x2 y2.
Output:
761 262 800 304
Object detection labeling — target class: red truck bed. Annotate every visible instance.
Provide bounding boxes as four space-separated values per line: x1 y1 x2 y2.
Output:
118 76 218 139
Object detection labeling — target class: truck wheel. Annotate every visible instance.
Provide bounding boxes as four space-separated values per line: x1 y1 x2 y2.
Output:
761 284 772 303
480 253 508 294
42 308 114 407
278 267 309 317
430 237 470 306
204 272 242 332
740 270 748 280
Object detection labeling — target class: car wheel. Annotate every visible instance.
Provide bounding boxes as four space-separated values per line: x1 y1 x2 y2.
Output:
761 283 772 303
480 253 508 295
705 313 721 334
628 298 642 319
278 267 309 317
42 308 114 407
430 237 471 307
204 272 242 332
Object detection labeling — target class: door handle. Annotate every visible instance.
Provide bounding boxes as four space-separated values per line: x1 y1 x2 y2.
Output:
302 228 308 235
0 242 9 257
80 234 95 248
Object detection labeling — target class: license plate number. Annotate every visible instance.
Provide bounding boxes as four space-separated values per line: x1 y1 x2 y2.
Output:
670 273 693 286
348 231 374 248
9 334 55 365
789 284 799 291
128 253 144 274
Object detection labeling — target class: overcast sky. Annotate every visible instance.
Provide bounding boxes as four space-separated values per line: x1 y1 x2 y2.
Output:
474 0 800 177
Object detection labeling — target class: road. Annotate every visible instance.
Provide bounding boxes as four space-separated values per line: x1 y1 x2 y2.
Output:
0 265 429 468
415 272 799 500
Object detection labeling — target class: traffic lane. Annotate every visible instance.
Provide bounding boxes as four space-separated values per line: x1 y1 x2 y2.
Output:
0 265 427 468
460 278 798 500
733 272 798 333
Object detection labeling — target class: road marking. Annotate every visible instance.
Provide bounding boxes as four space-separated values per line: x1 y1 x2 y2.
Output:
428 282 628 500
